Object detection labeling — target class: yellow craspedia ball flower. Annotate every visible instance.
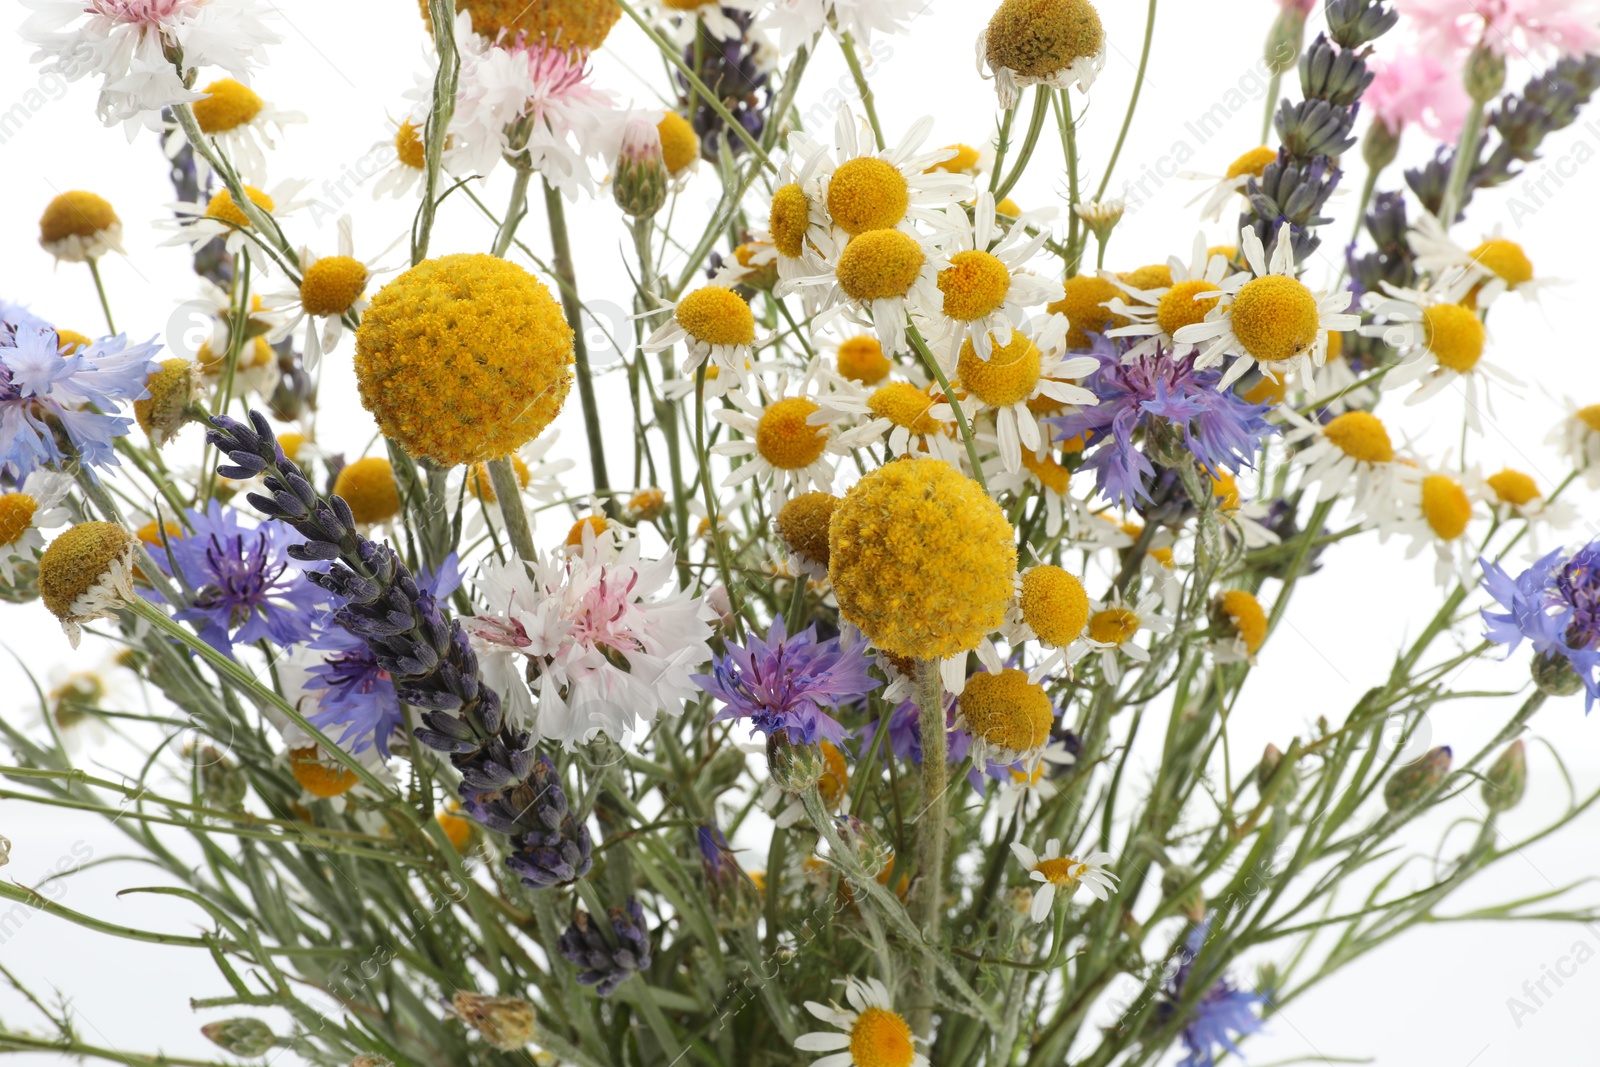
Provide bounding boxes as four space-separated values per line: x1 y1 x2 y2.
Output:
133 358 202 448
333 457 402 525
829 458 1015 661
836 335 891 384
1020 565 1088 647
39 522 136 646
205 186 275 229
290 746 358 799
355 254 574 466
959 668 1053 755
657 112 699 175
1047 273 1126 349
300 256 369 317
1230 274 1319 364
958 332 1040 408
769 183 811 259
39 191 122 262
1323 411 1394 464
776 491 839 574
419 0 622 49
1469 239 1534 289
1120 263 1172 293
837 229 926 303
826 157 910 236
192 79 264 134
1421 303 1484 373
1215 590 1267 654
1486 468 1540 507
55 329 92 353
928 143 981 174
1420 473 1471 541
985 0 1105 81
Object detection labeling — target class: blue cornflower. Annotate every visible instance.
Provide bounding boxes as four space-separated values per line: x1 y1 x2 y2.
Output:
1161 920 1267 1067
1048 339 1276 508
1 322 162 478
694 615 879 746
151 501 325 655
305 554 462 757
1482 541 1600 708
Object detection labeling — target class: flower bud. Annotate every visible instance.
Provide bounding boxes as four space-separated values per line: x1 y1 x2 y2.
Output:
1160 864 1206 922
1073 198 1124 246
613 116 669 219
134 359 204 449
1362 117 1400 173
1532 650 1584 697
766 732 826 794
1254 742 1299 801
1264 5 1307 74
1383 745 1452 812
450 991 538 1051
1464 44 1507 105
1482 740 1526 813
201 1018 277 1058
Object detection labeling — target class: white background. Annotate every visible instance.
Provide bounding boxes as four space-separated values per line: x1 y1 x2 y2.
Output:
3 1 1600 1064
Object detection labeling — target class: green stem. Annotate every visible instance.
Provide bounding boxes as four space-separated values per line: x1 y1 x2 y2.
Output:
993 87 1050 203
86 258 115 333
911 660 947 1039
414 0 460 265
1439 101 1485 224
906 323 987 494
491 164 533 258
838 31 885 149
1092 0 1158 202
487 456 536 560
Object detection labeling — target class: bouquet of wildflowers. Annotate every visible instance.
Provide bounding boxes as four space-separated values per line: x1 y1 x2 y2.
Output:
6 0 1600 1064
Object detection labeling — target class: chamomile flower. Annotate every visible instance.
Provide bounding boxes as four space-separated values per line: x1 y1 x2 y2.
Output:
1085 590 1170 684
173 78 304 184
929 191 1062 361
992 741 1075 821
811 375 962 464
1379 466 1479 586
265 216 387 369
765 154 837 293
164 178 308 258
1173 223 1359 389
797 976 928 1067
760 0 923 53
371 116 431 199
1302 329 1373 414
1105 233 1233 360
954 667 1057 768
1408 211 1556 305
38 192 124 263
463 432 575 535
1552 398 1600 487
642 284 759 385
1003 564 1092 679
0 471 73 583
713 369 852 507
984 443 1098 539
978 0 1107 108
1182 146 1279 222
1210 589 1268 664
1209 471 1281 548
1475 466 1574 547
957 331 1098 474
1362 272 1516 432
1009 839 1117 922
798 225 946 357
1281 408 1403 509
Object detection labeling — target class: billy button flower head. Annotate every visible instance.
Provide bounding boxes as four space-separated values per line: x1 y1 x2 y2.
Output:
1182 146 1278 222
38 191 124 263
713 367 857 508
1104 233 1234 360
178 77 304 183
954 330 1097 474
641 284 757 386
1210 589 1268 664
978 0 1107 108
930 190 1063 361
38 521 137 647
1409 212 1555 306
355 253 573 466
1281 408 1402 508
776 491 840 579
954 667 1056 767
1173 223 1359 389
265 215 380 369
419 0 623 49
796 976 928 1067
1009 839 1117 922
0 472 72 585
1085 590 1171 685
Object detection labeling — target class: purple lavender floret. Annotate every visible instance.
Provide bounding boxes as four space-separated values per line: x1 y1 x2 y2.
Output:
559 897 652 996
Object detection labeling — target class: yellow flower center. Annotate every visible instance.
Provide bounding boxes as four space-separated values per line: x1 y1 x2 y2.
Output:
836 229 925 302
1326 329 1344 362
1579 404 1600 433
837 335 891 384
192 79 264 134
960 668 1054 753
1217 589 1267 653
676 286 755 347
1486 468 1539 507
566 515 610 546
1208 244 1238 262
776 491 838 570
1225 146 1277 181
395 119 427 169
1021 449 1072 494
136 520 182 546
56 329 92 353
468 455 532 503
1088 607 1140 646
869 382 945 436
1322 411 1394 464
928 143 981 174
39 191 119 242
133 357 199 441
204 186 275 229
1009 764 1044 786
1211 471 1240 511
197 336 275 375
1155 279 1222 337
1020 565 1089 646
333 457 402 525
628 487 666 520
819 739 850 808
38 522 134 624
769 183 810 259
957 332 1041 408
1241 374 1287 407
1034 856 1088 888
437 807 474 850
420 0 623 49
996 197 1022 216
985 0 1105 78
1048 274 1127 348
657 112 699 174
0 493 38 547
1469 239 1534 288
290 746 359 799
849 1006 916 1067
1120 263 1172 293
826 157 910 236
300 256 368 317
938 250 1011 322
278 433 309 465
1421 474 1471 541
1421 303 1485 373
1229 274 1320 364
756 397 828 470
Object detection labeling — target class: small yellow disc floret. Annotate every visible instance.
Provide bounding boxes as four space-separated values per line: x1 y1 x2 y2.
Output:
1021 450 1072 494
395 120 427 169
192 79 264 134
566 515 610 547
1088 607 1140 646
56 330 92 353
300 256 368 317
957 332 1041 408
628 486 667 520
1323 411 1394 464
776 492 839 571
1229 274 1320 364
836 230 925 302
826 157 910 236
939 250 1011 321
1120 263 1172 293
837 335 891 384
1420 474 1471 541
1486 468 1540 507
929 144 981 174
39 191 119 243
1216 589 1267 653
1048 274 1127 348
1421 303 1485 373
205 186 274 229
960 668 1054 754
333 457 402 525
1020 565 1089 646
756 398 828 470
770 183 810 259
1156 279 1222 337
0 494 37 547
675 286 755 347
985 0 1105 79
657 112 699 175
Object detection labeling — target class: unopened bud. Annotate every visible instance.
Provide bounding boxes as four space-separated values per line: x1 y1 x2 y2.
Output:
614 117 669 219
1362 117 1400 172
1264 6 1307 74
1532 650 1584 697
450 991 537 1051
1482 740 1526 813
1464 44 1507 105
767 733 825 794
193 744 247 810
1074 198 1124 245
1384 745 1452 812
1255 743 1299 801
201 1018 277 1058
1160 865 1206 922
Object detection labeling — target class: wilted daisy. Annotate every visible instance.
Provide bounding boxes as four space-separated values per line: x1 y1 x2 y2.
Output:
812 375 961 464
38 522 138 647
0 471 73 583
1085 590 1170 684
954 667 1057 768
797 976 927 1067
1408 211 1556 305
1281 408 1403 510
1173 223 1359 388
1009 839 1117 922
1105 233 1233 360
1378 466 1479 586
713 369 854 507
929 191 1062 361
1181 146 1278 222
164 178 307 258
642 284 758 385
172 78 304 183
1210 589 1268 664
956 331 1097 474
978 0 1107 108
1552 399 1600 487
265 216 387 369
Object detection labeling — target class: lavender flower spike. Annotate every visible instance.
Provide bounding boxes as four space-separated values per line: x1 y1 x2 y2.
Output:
558 898 653 996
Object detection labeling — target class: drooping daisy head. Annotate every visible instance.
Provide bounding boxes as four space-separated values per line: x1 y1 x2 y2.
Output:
0 471 73 585
1554 399 1600 487
813 374 961 465
38 521 138 648
1085 590 1170 684
797 976 928 1067
978 0 1107 108
1283 407 1402 509
1210 588 1269 663
1381 465 1480 586
38 191 123 263
1183 146 1278 222
1408 212 1555 306
180 77 304 183
1046 273 1126 350
1009 838 1117 922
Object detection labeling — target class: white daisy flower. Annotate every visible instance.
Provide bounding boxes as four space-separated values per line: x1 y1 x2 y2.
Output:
1179 146 1278 223
170 78 304 184
955 330 1097 474
163 178 308 260
1173 223 1360 389
1105 233 1235 361
1084 590 1170 685
1408 211 1557 305
953 666 1059 769
984 442 1099 540
1376 465 1480 587
642 284 759 387
928 190 1063 362
264 216 394 370
0 471 74 584
1301 329 1373 414
1552 398 1600 488
713 367 853 509
976 1 1107 108
1208 471 1281 549
1474 466 1575 548
811 374 962 464
1280 407 1403 513
760 0 923 54
795 224 948 358
463 432 577 540
370 115 430 200
797 976 927 1067
654 0 763 43
992 741 1075 822
1009 839 1117 922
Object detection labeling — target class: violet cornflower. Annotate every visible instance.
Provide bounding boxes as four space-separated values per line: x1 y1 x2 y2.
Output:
1160 920 1267 1067
1482 540 1600 707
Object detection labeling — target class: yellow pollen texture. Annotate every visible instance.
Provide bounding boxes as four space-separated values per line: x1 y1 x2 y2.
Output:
1579 404 1600 433
1487 468 1539 506
1021 565 1089 646
939 250 1011 321
419 0 622 50
1323 411 1394 463
960 668 1054 753
1469 239 1534 287
818 739 849 807
1421 303 1485 373
1211 471 1241 510
776 492 839 569
827 157 910 236
301 256 368 317
1421 474 1471 541
39 191 119 243
675 286 755 347
1088 607 1139 646
333 457 402 525
658 112 699 174
205 186 275 229
756 398 828 470
870 382 945 436
1034 856 1087 886
1229 274 1319 363
1226 146 1277 180
985 0 1105 78
957 332 1041 408
290 746 358 799
849 1007 916 1067
1156 279 1222 337
469 456 532 503
769 184 810 258
567 515 609 546
829 458 1015 660
628 486 667 520
39 522 132 622
1021 449 1071 494
1120 263 1172 293
0 494 37 546
1217 589 1267 653
837 335 891 384
354 254 573 466
395 120 427 169
1048 274 1127 348
837 230 925 302
192 79 264 134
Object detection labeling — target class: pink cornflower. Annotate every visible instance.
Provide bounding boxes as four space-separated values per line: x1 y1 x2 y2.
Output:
1366 52 1471 141
1398 0 1600 60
